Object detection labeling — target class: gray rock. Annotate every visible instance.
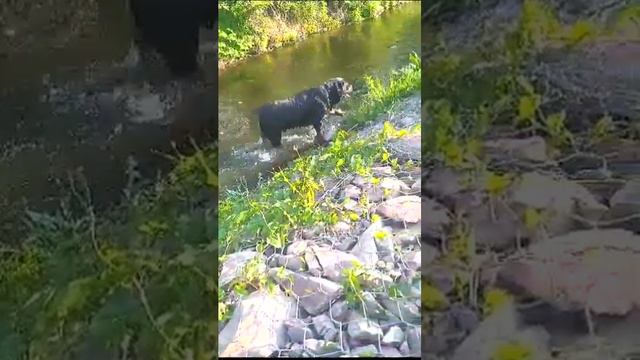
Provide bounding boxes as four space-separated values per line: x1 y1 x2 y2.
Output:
398 341 411 355
219 289 296 357
380 177 411 195
451 302 550 360
381 326 404 347
305 246 362 282
269 268 343 315
420 244 440 265
422 197 450 239
406 250 421 271
285 318 314 344
332 221 352 233
609 180 640 232
484 136 548 163
405 327 421 353
509 172 607 237
380 298 421 325
450 304 480 333
466 200 521 250
380 346 403 357
304 339 342 356
347 318 383 344
330 300 351 322
350 344 379 357
360 292 391 320
424 265 456 295
219 251 264 288
351 222 383 267
343 184 362 199
274 254 306 271
312 314 339 342
372 166 394 176
377 195 421 224
286 241 310 256
288 343 305 357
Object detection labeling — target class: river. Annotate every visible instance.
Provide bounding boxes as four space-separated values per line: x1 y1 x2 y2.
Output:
218 2 420 192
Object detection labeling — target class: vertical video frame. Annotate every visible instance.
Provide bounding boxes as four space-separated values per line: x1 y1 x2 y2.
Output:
218 0 422 357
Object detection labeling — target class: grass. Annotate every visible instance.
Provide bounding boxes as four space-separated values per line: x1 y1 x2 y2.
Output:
218 0 410 66
0 145 218 359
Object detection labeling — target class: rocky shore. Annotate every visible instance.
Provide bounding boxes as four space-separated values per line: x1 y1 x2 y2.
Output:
218 95 422 357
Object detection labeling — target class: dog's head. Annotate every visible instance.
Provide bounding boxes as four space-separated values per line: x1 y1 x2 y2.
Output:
324 77 353 106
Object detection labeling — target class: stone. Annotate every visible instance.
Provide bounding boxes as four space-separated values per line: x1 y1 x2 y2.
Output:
332 221 352 233
425 167 465 199
608 180 640 232
466 200 521 250
484 136 548 162
451 303 550 360
406 250 421 271
398 341 411 355
450 304 480 333
380 177 411 195
422 197 450 239
269 268 343 315
304 339 342 356
372 166 394 176
360 291 391 320
275 254 306 272
330 300 350 322
380 346 403 357
420 244 440 265
350 344 379 357
219 251 264 288
381 326 404 347
405 326 421 353
285 318 314 344
305 246 362 282
424 265 456 295
377 195 421 224
380 298 421 325
286 241 310 256
387 133 421 162
312 314 339 342
374 227 395 261
411 180 421 192
343 184 362 199
347 318 383 344
219 289 296 357
288 343 305 357
509 172 608 236
351 221 383 267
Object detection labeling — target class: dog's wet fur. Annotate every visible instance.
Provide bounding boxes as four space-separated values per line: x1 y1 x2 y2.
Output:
257 78 353 147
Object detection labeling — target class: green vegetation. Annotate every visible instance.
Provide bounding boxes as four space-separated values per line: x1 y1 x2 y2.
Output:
491 342 534 360
219 0 409 65
0 147 217 359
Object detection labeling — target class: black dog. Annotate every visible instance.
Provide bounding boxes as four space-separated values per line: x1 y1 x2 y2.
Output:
129 0 215 77
257 78 353 147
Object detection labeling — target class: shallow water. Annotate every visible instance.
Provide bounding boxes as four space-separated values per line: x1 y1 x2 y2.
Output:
218 3 421 191
0 0 215 239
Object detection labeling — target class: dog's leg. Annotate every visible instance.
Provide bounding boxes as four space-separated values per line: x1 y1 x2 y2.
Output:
329 108 345 116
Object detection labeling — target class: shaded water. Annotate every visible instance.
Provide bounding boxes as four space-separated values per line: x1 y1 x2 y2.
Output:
0 0 215 240
218 3 421 191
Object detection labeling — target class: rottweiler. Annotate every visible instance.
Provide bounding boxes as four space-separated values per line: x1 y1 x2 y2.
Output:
257 78 353 148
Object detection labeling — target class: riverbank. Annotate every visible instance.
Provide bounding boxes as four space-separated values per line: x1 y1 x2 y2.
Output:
218 0 411 71
0 144 217 358
424 1 640 359
218 55 421 357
